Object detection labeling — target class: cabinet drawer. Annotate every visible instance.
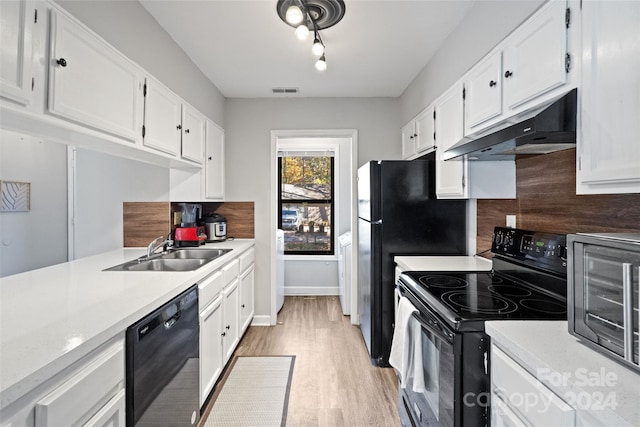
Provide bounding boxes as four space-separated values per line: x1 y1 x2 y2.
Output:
35 339 124 427
239 248 255 273
222 258 239 286
491 345 574 426
199 270 223 309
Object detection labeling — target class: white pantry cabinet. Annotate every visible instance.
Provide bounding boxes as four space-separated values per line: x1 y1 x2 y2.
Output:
435 83 516 199
0 0 34 106
205 119 225 200
464 0 571 136
401 105 436 159
48 8 142 142
1 335 125 427
576 1 640 194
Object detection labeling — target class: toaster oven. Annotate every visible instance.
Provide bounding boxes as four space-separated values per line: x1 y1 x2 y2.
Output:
567 233 640 373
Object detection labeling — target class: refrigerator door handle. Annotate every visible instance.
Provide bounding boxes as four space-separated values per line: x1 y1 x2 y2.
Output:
372 219 383 225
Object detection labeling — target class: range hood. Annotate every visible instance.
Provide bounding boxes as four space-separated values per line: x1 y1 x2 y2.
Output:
444 89 577 161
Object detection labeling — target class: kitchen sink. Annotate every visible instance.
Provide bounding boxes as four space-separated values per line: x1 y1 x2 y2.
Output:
104 248 232 272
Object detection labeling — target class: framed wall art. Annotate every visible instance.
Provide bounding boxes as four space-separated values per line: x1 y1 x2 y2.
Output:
0 181 31 212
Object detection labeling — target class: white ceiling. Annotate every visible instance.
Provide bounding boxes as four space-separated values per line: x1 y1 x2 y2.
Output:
139 0 476 98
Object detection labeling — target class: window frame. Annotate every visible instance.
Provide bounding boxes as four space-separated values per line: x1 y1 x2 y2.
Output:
277 155 335 256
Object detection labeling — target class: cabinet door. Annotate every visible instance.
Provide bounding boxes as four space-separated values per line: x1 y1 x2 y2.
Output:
577 1 640 194
435 84 468 199
415 105 435 154
0 0 34 106
83 389 125 427
48 10 141 141
222 279 239 363
205 120 225 199
401 121 416 159
464 51 502 134
181 104 205 163
200 295 223 406
503 0 567 110
240 266 255 333
143 77 182 156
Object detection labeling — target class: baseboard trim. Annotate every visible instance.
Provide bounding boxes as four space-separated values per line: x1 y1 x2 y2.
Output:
251 315 272 326
284 286 340 296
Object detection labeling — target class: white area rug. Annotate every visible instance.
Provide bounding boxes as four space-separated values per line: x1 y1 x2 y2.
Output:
204 356 295 427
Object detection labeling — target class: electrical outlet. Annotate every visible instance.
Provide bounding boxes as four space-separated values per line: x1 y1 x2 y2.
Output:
506 215 516 228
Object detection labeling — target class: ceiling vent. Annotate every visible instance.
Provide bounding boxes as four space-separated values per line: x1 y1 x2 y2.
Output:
272 87 299 94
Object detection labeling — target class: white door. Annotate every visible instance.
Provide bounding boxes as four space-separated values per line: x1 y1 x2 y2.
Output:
577 1 640 194
415 105 435 154
435 84 467 199
503 0 567 110
143 77 182 155
401 121 416 159
0 0 34 106
181 104 205 163
48 10 141 141
464 51 503 134
199 295 223 406
205 120 225 199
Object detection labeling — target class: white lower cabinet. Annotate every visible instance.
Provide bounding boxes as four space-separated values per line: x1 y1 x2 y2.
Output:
222 279 240 364
199 293 224 407
1 335 125 427
240 266 255 334
491 345 575 427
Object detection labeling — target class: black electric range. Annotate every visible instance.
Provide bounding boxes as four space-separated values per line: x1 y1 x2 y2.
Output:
395 227 568 427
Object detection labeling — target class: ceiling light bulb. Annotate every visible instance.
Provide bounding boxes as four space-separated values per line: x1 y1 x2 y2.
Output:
285 5 304 25
315 55 327 71
295 24 309 40
312 38 325 57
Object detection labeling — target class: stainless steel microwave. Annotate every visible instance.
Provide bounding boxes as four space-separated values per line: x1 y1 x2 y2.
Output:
567 233 640 373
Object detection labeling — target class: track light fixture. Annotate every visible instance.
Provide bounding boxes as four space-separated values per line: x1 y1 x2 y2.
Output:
276 0 346 71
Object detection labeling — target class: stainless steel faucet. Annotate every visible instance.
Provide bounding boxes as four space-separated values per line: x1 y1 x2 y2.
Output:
146 235 172 259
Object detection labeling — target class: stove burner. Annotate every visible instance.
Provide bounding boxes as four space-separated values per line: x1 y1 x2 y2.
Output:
419 275 468 289
442 291 518 314
520 298 566 314
487 284 532 297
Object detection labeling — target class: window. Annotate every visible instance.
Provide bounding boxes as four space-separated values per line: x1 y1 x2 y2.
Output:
278 152 334 255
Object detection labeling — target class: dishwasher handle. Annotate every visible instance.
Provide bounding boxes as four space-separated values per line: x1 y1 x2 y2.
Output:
164 310 182 330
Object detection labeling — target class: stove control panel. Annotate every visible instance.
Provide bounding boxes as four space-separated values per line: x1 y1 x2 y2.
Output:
492 227 567 269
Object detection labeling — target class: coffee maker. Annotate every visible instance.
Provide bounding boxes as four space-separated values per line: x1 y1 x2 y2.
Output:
174 203 206 247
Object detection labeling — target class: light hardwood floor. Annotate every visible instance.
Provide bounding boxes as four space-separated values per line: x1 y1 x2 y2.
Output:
205 296 401 427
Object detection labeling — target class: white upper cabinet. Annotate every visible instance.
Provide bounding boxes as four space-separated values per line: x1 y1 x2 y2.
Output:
503 0 568 110
48 9 142 142
401 104 436 159
142 76 182 156
205 120 225 200
577 1 640 194
464 51 503 133
181 103 206 164
0 0 34 106
435 83 516 200
464 0 570 137
436 84 467 198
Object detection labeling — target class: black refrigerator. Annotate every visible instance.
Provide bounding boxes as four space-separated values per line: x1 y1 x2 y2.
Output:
357 159 467 366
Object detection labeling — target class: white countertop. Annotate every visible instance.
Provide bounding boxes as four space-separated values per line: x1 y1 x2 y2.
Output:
394 255 493 272
486 321 640 426
0 239 254 409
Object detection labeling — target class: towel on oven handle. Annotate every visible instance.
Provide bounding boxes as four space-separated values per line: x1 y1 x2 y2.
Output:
389 296 425 392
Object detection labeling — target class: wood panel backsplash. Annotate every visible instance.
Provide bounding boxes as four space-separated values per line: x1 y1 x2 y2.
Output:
124 201 255 247
476 149 640 253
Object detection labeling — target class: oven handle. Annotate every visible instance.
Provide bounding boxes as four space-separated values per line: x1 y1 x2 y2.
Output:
622 263 633 362
398 284 455 345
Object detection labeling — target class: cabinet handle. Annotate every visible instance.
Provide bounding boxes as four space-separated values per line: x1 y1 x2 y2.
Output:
56 58 67 67
208 156 212 161
413 133 418 138
222 332 226 337
623 263 633 361
185 129 190 134
226 325 230 330
242 304 245 308
504 70 513 78
176 124 182 130
489 80 497 87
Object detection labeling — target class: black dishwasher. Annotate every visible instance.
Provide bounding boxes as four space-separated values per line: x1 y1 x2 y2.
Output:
126 285 199 426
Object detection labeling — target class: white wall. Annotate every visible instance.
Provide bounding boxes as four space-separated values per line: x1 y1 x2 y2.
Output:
225 98 399 320
0 130 68 277
74 148 169 258
400 0 545 124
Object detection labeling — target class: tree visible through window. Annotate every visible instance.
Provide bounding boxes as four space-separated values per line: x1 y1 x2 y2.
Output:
278 154 334 255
